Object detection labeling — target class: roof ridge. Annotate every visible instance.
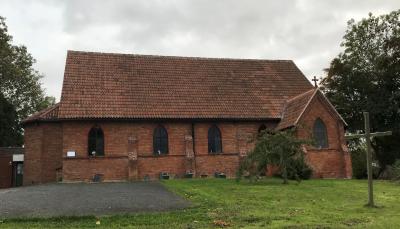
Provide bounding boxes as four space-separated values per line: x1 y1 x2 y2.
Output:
286 88 317 103
313 90 348 126
67 50 294 63
293 89 319 125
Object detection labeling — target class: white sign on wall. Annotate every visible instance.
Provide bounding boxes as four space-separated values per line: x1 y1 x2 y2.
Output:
67 151 76 157
12 154 24 162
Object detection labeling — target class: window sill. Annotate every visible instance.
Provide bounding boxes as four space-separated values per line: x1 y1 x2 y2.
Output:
64 155 127 160
152 154 169 157
208 152 223 155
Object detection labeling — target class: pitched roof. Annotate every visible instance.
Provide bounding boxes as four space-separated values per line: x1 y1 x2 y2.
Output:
22 103 59 124
276 88 347 130
276 89 317 130
57 50 314 120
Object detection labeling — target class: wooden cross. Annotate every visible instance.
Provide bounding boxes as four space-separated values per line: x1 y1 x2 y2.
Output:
312 76 319 87
345 112 392 207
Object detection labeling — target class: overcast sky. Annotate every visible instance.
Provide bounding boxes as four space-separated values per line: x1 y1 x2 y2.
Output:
1 0 399 100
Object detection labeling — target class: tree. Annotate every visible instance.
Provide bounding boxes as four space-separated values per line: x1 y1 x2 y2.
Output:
321 10 400 170
237 129 312 184
0 16 55 120
0 92 22 146
0 16 55 146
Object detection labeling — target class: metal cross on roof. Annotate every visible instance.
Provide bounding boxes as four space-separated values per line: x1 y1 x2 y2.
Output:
312 76 319 87
345 112 392 207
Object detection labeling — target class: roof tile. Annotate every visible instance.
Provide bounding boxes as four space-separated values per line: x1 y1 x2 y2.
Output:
57 51 313 120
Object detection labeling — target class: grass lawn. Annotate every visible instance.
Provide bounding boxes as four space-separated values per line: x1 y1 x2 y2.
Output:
1 179 399 228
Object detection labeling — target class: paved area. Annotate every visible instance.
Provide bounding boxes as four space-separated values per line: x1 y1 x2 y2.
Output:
0 182 190 218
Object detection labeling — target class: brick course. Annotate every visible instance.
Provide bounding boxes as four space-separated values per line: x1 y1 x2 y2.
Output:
296 95 352 178
23 123 62 185
23 104 351 183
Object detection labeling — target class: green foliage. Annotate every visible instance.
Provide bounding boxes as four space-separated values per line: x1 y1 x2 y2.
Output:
321 10 400 170
379 159 400 181
0 16 56 118
392 160 400 181
349 141 368 179
0 16 55 146
0 92 22 146
286 154 313 180
237 129 312 184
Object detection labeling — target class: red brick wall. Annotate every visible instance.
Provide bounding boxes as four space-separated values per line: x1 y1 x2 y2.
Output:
138 156 186 179
41 123 63 182
24 124 43 185
296 95 352 178
63 157 128 181
24 123 63 185
60 121 270 181
24 110 350 183
194 122 264 177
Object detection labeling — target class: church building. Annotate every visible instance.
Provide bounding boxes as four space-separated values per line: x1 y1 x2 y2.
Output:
22 51 352 185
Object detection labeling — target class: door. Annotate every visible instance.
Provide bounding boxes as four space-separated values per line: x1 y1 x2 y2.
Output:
13 162 23 187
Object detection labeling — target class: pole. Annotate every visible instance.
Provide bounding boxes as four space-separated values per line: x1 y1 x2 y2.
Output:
364 112 374 207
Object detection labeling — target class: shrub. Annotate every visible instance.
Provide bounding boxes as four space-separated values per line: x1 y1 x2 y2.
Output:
380 160 400 181
237 128 312 184
393 160 400 181
349 140 381 179
287 156 313 180
349 141 367 179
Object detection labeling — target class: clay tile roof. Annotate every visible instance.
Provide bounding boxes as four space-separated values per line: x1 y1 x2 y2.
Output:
22 103 60 124
276 88 347 130
276 88 317 130
57 50 314 120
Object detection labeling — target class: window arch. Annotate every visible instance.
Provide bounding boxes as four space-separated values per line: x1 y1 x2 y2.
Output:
88 126 104 156
153 125 168 155
208 125 222 153
313 118 328 149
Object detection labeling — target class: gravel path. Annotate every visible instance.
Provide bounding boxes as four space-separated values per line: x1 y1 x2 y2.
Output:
0 182 190 218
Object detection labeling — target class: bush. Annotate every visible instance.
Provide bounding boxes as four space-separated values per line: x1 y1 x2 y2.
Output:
287 156 313 180
393 160 400 181
237 129 312 184
379 160 400 181
350 143 367 179
263 156 313 181
350 141 381 179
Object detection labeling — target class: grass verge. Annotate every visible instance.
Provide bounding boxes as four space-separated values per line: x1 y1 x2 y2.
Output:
1 178 399 228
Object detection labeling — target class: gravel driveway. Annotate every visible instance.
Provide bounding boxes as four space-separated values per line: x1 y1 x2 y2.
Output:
0 182 190 218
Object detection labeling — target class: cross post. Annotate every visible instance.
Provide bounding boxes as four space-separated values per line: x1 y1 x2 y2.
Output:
364 112 373 207
312 76 319 88
345 112 392 207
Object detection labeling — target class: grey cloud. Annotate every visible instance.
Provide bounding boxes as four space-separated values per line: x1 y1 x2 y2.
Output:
1 0 399 99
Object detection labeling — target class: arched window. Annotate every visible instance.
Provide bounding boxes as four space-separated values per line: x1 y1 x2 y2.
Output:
208 125 222 153
313 118 328 149
88 126 104 156
153 125 168 155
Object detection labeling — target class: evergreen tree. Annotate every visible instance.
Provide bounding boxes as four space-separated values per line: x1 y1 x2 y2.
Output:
321 10 400 169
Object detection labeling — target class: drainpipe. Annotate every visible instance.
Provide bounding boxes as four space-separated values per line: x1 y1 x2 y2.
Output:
191 122 196 176
191 122 195 154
